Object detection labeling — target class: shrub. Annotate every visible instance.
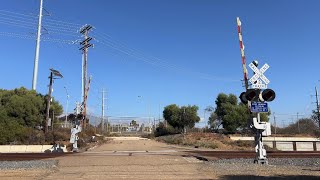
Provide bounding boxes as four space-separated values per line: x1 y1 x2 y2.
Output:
154 122 178 137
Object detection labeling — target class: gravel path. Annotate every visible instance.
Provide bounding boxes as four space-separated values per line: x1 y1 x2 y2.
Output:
0 160 58 170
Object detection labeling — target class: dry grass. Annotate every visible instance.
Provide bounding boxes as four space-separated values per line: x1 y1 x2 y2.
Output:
156 132 254 150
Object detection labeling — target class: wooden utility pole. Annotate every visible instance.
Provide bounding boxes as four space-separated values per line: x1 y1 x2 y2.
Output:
45 69 63 134
79 25 93 129
273 112 276 135
101 89 106 132
315 86 320 128
45 72 53 134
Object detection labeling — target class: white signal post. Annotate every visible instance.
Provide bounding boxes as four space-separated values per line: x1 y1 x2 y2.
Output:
249 61 273 165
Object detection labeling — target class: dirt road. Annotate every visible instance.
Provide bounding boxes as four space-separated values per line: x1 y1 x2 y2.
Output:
2 137 319 180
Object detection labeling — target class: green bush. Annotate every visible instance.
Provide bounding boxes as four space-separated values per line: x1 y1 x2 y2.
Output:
154 122 178 137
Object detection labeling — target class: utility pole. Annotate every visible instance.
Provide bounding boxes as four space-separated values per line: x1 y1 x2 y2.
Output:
52 110 54 131
45 71 53 134
32 0 44 90
297 112 300 134
101 89 106 132
154 117 156 131
273 112 276 135
64 86 69 128
79 25 93 129
148 101 151 133
158 103 161 121
315 86 320 128
82 76 91 129
45 69 63 134
80 25 93 102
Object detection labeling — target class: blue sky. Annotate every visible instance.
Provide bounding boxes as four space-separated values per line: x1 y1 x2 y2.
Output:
0 0 319 127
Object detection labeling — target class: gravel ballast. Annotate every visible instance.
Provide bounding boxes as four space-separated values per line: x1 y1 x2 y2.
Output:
209 158 320 167
207 158 320 179
0 160 58 170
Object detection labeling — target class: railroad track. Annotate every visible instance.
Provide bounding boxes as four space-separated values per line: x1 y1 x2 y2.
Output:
186 150 320 159
0 153 72 161
1 151 320 161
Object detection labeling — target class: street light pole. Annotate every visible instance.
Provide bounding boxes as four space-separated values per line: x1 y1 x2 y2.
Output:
45 72 53 134
64 86 69 128
45 68 63 134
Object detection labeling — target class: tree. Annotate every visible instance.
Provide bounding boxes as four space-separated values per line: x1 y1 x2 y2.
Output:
163 104 200 132
222 103 249 132
208 112 221 131
209 93 270 133
163 104 181 129
49 97 63 119
212 93 247 133
0 108 26 144
130 120 139 128
214 93 238 121
1 87 45 127
204 106 214 113
180 105 201 129
0 87 63 144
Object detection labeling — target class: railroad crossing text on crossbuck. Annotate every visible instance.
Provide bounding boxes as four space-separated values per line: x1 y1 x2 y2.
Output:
249 62 270 89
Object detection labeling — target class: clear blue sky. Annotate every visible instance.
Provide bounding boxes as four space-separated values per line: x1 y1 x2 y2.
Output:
1 0 319 127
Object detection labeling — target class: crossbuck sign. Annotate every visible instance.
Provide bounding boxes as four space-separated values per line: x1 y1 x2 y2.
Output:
249 62 270 89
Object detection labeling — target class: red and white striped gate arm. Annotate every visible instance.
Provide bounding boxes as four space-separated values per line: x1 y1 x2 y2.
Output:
237 17 249 90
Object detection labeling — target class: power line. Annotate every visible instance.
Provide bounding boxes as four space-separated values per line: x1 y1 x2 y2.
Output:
0 9 82 27
0 17 79 33
0 20 37 30
0 10 80 35
0 31 78 44
0 16 37 25
0 18 79 36
0 11 80 30
1 9 238 82
45 17 82 27
0 9 37 18
92 29 238 82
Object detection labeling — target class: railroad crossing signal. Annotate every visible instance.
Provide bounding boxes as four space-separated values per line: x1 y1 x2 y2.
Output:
261 89 276 102
239 89 276 105
249 62 270 89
